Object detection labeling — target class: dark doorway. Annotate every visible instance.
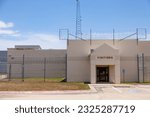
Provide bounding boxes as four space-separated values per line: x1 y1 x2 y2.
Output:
96 66 109 82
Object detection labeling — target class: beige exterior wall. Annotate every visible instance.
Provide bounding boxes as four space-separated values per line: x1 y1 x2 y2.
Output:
119 40 139 82
109 65 115 83
67 40 121 83
90 43 120 83
7 49 66 78
67 40 90 82
67 39 150 83
138 41 150 82
7 39 150 83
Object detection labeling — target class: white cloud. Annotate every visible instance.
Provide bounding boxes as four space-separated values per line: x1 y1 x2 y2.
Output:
0 20 66 50
0 32 149 50
28 34 59 42
0 33 67 50
0 20 19 36
0 30 148 50
0 21 14 28
23 33 66 49
0 29 19 35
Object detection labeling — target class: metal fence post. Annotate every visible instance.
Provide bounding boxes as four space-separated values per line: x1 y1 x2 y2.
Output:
122 69 125 83
65 54 67 82
142 53 145 83
44 58 46 82
137 54 139 83
22 54 25 82
8 64 11 81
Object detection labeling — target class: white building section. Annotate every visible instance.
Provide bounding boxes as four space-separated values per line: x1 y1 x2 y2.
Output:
7 39 150 83
67 39 150 83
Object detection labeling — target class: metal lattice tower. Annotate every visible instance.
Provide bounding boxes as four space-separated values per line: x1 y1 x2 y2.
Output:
76 0 82 39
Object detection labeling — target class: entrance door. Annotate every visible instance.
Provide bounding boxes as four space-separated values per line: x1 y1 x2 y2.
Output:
96 66 109 82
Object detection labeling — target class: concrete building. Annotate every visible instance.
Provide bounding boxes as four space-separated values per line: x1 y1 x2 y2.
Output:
8 45 66 78
7 39 150 83
67 39 150 83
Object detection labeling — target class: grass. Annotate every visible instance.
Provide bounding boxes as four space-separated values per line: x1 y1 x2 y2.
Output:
0 78 90 91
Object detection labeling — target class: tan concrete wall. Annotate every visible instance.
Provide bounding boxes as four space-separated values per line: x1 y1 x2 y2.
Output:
119 40 139 82
67 40 121 83
119 60 138 82
90 43 120 83
109 65 115 83
67 40 91 82
8 49 66 58
8 39 150 83
7 49 66 78
68 40 150 83
90 40 119 49
138 41 150 82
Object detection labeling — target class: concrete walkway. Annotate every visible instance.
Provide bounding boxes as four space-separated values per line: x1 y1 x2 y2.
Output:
0 84 150 100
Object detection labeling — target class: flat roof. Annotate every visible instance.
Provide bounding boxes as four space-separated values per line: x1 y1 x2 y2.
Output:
14 45 41 50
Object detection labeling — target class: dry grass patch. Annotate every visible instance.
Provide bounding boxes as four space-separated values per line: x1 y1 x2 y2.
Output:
0 78 89 91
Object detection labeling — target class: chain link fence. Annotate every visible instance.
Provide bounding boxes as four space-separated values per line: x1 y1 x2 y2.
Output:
0 51 7 80
1 53 150 83
5 55 67 82
143 56 150 82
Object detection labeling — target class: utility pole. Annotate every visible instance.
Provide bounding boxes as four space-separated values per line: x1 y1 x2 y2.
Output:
76 0 82 39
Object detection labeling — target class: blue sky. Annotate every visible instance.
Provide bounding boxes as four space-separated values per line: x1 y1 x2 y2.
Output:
0 0 150 50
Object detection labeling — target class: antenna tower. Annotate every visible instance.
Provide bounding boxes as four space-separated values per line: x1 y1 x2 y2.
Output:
76 0 82 39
